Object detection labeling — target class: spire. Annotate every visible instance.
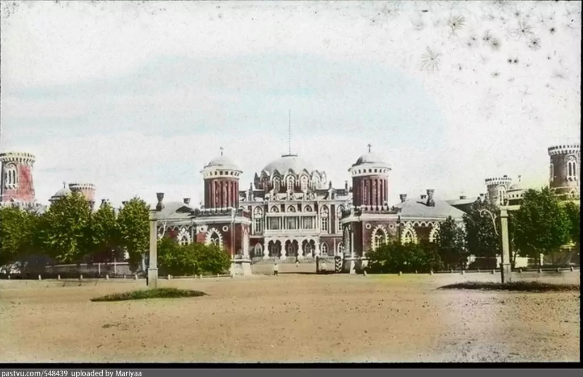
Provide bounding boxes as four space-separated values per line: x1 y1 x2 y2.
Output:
288 110 292 155
367 143 372 153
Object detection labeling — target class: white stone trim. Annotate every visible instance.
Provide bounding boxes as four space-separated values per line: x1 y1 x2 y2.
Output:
205 228 223 248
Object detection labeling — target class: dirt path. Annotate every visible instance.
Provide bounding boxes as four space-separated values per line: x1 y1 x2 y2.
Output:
0 272 579 362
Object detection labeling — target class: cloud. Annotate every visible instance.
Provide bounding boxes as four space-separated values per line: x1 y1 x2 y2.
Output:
1 0 580 207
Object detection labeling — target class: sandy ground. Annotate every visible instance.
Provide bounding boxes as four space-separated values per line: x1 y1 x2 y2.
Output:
0 271 580 363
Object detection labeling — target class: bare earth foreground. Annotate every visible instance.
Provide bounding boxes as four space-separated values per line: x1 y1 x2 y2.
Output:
0 272 580 363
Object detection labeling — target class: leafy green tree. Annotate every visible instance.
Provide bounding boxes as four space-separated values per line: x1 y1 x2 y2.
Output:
117 197 150 271
513 187 569 263
37 193 94 263
90 201 120 262
435 216 467 269
562 201 580 247
0 206 39 267
366 240 442 273
158 238 231 276
192 243 231 275
463 199 500 264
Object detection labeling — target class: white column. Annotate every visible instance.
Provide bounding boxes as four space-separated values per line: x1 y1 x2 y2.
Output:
280 238 287 260
297 239 304 260
263 238 270 259
314 241 321 257
147 212 158 288
242 230 249 258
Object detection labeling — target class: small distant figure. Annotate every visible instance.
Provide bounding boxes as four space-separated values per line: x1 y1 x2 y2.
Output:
321 260 327 273
273 262 279 276
296 259 300 268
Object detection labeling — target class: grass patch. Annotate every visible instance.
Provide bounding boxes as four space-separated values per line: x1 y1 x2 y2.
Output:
439 281 580 292
91 288 206 302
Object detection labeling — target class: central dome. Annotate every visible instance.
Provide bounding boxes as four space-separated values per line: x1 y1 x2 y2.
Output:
262 154 314 175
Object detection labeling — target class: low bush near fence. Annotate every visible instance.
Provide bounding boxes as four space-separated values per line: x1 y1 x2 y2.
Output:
439 281 580 292
90 288 206 302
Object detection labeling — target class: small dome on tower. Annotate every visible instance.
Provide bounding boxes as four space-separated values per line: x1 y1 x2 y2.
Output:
203 148 240 171
50 182 72 201
353 152 387 167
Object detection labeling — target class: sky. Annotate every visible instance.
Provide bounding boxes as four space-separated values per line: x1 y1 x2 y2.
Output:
1 1 581 207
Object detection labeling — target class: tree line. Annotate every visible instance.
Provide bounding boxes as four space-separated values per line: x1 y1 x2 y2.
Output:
0 193 231 276
366 187 580 273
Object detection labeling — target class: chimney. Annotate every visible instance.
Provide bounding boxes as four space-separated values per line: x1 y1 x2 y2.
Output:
156 192 165 211
459 195 467 200
345 180 348 190
183 198 191 205
420 194 427 200
399 194 407 203
426 189 435 207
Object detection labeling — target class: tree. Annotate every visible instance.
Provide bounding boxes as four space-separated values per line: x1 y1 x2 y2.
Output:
117 197 150 271
562 201 580 247
366 240 442 274
192 243 232 275
0 206 39 267
158 238 231 276
435 216 467 269
513 187 569 264
90 201 120 263
37 193 94 263
463 199 500 266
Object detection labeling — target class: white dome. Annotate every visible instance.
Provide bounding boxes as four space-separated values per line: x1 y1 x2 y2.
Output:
353 152 386 166
262 154 315 176
204 155 240 170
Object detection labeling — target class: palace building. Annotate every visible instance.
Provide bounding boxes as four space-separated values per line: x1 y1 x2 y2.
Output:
338 147 466 273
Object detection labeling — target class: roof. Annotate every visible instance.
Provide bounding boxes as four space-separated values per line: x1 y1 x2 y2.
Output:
51 187 72 198
395 197 465 219
354 152 386 166
155 201 195 220
261 154 317 176
204 155 240 170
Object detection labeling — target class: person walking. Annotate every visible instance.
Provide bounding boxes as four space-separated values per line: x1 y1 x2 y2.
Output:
296 259 299 268
273 262 279 276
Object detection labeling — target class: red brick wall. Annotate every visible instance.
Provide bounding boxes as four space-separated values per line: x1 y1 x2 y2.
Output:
204 178 240 208
2 164 35 202
351 175 389 207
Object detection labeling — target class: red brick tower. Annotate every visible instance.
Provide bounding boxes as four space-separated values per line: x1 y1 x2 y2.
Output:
201 148 242 209
349 144 391 208
69 182 97 208
0 152 36 203
548 143 580 199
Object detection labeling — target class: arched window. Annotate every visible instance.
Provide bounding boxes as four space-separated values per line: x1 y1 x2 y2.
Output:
429 227 439 243
304 205 313 212
253 207 264 234
210 232 220 246
567 156 577 181
320 206 329 232
273 177 281 192
270 206 279 213
179 236 189 246
4 164 17 188
287 205 296 212
337 242 344 255
321 242 329 255
286 175 295 190
402 229 415 245
498 186 506 206
336 205 345 233
253 243 263 258
372 227 387 251
300 175 309 192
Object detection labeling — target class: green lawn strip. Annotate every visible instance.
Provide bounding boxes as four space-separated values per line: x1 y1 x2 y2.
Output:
439 281 579 292
91 288 207 302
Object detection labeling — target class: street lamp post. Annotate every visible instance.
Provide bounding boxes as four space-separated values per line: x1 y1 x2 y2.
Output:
479 207 512 283
147 193 165 289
